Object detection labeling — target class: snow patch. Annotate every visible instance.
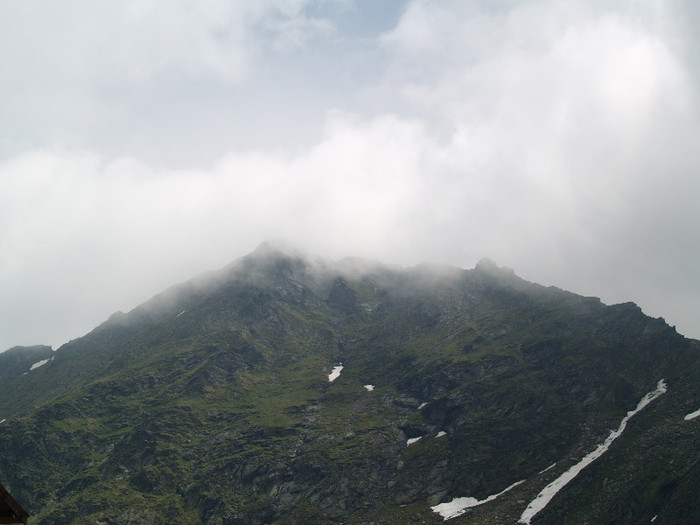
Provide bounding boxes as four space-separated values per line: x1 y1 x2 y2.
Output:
436 431 447 438
328 364 343 382
418 402 428 410
176 310 186 318
29 358 51 371
651 516 657 522
0 419 6 424
539 463 556 474
407 437 422 446
432 479 525 520
683 408 700 421
363 384 375 391
518 379 668 524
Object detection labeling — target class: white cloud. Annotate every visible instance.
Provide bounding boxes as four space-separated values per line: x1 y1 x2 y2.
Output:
0 0 336 158
0 0 331 88
375 0 700 325
1 0 699 348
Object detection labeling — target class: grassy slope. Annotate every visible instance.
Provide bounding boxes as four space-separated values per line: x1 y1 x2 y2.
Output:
0 251 697 524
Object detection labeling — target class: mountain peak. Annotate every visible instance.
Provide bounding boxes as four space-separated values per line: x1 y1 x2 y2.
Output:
475 257 516 277
250 239 307 260
475 257 498 270
2 246 695 524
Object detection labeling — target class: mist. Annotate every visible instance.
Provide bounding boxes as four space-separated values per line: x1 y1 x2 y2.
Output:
1 0 699 350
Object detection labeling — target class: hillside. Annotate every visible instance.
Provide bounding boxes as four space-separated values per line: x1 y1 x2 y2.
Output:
0 244 698 524
0 345 53 383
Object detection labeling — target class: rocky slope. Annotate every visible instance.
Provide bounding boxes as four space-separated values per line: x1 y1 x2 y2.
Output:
0 244 697 524
0 345 53 383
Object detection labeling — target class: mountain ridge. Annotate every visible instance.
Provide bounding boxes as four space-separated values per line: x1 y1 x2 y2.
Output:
0 245 697 524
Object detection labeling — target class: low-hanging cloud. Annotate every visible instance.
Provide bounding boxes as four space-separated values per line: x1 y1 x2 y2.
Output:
1 0 699 349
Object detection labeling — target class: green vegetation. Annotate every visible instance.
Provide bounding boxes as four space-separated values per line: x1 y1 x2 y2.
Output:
0 247 697 524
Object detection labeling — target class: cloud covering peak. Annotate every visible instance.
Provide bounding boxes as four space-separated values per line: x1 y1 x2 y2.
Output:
1 0 699 349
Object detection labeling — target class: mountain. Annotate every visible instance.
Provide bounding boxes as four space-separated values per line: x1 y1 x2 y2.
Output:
0 345 53 383
0 243 698 524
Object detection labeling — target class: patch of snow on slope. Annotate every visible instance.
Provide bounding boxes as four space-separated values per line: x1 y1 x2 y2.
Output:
432 479 525 520
436 431 447 438
518 379 668 524
29 358 51 371
684 408 700 421
328 364 343 382
539 463 556 474
418 402 428 409
407 437 422 446
176 310 186 317
363 385 375 391
0 419 6 424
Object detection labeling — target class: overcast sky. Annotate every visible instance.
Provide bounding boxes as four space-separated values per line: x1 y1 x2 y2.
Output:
1 0 699 351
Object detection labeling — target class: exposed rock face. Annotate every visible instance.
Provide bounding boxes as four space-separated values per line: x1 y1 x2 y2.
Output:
0 345 53 381
0 247 697 524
